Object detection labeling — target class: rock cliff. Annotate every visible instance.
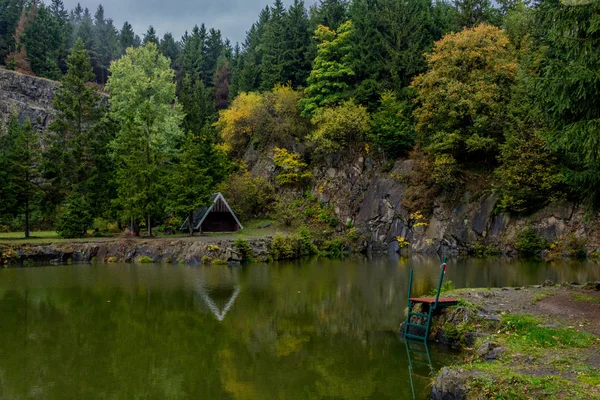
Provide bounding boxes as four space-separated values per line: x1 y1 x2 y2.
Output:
0 67 58 130
247 147 600 256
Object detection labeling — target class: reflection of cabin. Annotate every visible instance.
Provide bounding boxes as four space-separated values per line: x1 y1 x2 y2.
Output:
180 193 243 233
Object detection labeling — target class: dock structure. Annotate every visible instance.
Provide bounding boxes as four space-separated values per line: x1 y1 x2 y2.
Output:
403 260 458 342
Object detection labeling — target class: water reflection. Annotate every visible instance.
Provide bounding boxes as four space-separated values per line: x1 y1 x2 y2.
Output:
405 339 434 400
0 256 598 399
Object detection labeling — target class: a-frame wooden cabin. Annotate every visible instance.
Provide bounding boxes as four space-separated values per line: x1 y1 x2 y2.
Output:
180 193 243 233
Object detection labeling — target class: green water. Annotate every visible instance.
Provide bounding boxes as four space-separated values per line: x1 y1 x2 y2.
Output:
0 256 599 400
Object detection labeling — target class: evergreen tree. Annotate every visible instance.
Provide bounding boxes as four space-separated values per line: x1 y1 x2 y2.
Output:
70 2 83 24
281 0 312 87
179 24 205 78
76 8 97 68
453 0 496 27
533 0 600 207
312 0 348 30
49 0 71 72
350 0 442 99
93 6 120 83
300 20 355 118
143 25 159 45
203 28 223 87
120 21 136 51
237 7 270 92
0 0 24 64
43 38 107 223
22 3 61 79
0 118 42 238
260 0 286 90
106 43 184 236
159 32 179 66
167 131 216 236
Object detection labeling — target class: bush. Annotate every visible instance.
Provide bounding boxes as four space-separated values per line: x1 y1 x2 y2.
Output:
308 101 370 153
274 193 304 227
137 256 154 264
432 154 460 189
92 218 120 235
298 226 319 257
515 228 547 258
270 233 301 260
322 238 346 258
56 194 93 238
218 170 276 220
234 238 255 263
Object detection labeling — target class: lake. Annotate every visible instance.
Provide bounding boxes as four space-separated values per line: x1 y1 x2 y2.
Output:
1 256 599 399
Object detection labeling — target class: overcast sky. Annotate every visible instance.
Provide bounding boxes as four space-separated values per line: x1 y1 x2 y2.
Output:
63 0 319 45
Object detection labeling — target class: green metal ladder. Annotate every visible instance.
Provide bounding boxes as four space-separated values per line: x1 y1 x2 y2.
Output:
403 259 449 342
404 338 434 399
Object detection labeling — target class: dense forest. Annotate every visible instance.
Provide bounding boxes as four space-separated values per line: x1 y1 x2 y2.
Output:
0 0 598 240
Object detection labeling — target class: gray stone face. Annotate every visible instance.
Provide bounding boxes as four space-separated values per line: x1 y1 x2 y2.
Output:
0 68 59 131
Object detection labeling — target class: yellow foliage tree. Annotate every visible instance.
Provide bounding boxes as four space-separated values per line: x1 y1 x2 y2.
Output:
412 24 517 167
214 92 266 155
273 147 313 187
215 85 310 156
308 100 370 153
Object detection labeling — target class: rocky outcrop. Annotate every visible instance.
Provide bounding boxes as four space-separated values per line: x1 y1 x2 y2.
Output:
1 238 273 266
0 68 58 130
266 151 599 256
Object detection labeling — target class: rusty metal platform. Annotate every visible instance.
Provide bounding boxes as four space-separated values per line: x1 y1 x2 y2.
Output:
409 297 458 305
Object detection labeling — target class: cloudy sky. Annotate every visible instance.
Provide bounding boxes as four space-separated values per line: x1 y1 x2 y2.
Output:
63 0 319 44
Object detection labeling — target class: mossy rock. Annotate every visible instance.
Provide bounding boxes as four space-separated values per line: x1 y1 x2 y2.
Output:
106 256 119 263
212 258 227 265
202 255 213 265
137 256 154 264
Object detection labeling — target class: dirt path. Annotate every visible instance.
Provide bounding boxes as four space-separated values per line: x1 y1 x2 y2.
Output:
456 284 600 336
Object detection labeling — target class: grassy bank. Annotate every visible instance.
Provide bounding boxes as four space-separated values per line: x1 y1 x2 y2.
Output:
431 285 600 399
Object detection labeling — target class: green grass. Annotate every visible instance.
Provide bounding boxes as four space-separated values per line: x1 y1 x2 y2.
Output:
573 294 600 304
0 231 60 239
467 368 600 400
501 314 596 349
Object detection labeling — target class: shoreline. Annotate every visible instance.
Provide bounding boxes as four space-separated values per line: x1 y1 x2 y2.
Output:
427 283 600 399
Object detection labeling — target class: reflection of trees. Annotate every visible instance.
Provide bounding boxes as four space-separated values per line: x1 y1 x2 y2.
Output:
0 257 598 399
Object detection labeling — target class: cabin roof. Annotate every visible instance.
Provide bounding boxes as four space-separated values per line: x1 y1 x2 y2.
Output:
179 192 243 232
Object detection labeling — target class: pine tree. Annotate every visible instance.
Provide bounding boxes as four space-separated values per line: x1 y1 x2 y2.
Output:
143 25 159 45
76 8 97 72
300 21 355 117
237 7 270 92
202 28 223 87
93 5 120 83
167 131 215 236
0 0 25 65
533 0 600 207
159 32 179 66
43 38 106 221
260 0 286 90
120 21 136 52
22 3 61 79
312 0 348 30
453 0 496 27
70 2 83 24
0 118 42 238
281 0 312 87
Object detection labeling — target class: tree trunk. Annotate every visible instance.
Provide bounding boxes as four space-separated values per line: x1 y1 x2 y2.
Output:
24 198 30 239
147 214 152 237
189 211 194 236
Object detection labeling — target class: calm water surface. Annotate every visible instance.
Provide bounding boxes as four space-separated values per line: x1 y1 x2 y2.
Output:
1 256 599 399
